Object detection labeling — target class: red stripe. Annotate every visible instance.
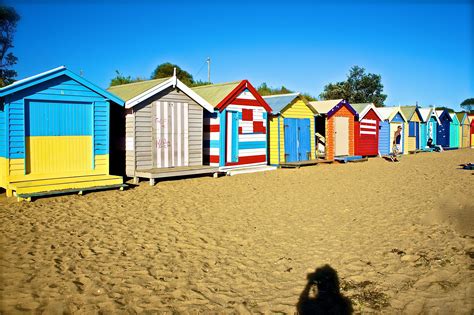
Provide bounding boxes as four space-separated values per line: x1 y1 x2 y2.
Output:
204 125 220 132
230 99 262 106
225 155 266 166
209 155 220 163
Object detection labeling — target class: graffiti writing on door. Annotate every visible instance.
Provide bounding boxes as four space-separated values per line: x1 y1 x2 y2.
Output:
156 117 170 148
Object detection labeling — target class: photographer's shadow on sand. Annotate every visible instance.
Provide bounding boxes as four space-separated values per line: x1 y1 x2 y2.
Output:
297 264 353 315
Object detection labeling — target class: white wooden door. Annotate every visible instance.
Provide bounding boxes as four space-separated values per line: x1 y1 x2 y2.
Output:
334 116 349 156
156 101 189 168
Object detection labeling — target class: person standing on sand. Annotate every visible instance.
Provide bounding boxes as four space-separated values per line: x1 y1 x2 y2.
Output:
393 126 402 155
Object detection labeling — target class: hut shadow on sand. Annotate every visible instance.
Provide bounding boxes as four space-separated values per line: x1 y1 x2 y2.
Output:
297 264 353 315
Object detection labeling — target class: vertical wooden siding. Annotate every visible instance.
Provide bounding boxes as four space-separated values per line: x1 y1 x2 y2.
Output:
126 87 204 176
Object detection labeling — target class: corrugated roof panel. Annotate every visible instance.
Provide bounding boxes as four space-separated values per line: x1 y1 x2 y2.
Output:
262 93 300 114
309 99 343 114
107 77 170 101
191 81 242 107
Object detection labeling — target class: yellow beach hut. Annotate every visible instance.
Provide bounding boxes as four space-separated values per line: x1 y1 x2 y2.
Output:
399 106 423 152
455 112 470 148
262 93 317 166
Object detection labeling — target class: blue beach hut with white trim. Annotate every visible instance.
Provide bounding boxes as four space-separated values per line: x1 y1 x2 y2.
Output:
377 107 407 155
418 107 440 148
0 66 125 200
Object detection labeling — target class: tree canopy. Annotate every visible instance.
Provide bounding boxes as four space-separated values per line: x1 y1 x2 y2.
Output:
460 98 474 113
109 70 143 87
0 5 20 87
319 66 387 106
151 62 194 86
110 62 212 87
257 83 316 101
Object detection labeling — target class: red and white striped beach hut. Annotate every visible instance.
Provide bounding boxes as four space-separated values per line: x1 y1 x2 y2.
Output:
352 103 383 156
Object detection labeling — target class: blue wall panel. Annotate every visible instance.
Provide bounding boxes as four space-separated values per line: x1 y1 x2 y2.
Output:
25 100 93 136
93 101 109 155
392 113 404 123
0 104 5 158
6 75 105 104
378 121 390 155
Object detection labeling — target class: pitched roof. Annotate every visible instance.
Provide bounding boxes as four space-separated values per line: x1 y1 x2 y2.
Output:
399 106 421 121
449 113 460 124
191 81 242 107
309 99 344 114
455 112 468 124
377 107 407 121
351 103 373 113
0 66 124 105
436 110 453 121
351 103 383 121
107 77 214 112
418 107 441 124
262 93 316 114
108 77 169 102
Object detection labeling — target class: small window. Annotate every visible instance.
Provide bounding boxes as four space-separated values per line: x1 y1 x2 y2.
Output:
409 122 416 136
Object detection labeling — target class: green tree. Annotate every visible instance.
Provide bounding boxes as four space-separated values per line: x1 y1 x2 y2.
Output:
151 62 194 86
301 93 317 102
109 70 143 86
0 6 20 87
319 66 387 106
460 98 474 113
257 82 294 96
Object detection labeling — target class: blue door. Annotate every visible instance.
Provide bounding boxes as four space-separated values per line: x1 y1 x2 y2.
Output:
378 121 390 155
298 119 311 161
284 118 312 162
437 118 450 147
284 118 298 162
226 111 239 163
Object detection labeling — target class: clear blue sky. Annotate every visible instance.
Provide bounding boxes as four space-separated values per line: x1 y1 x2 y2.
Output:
7 0 473 110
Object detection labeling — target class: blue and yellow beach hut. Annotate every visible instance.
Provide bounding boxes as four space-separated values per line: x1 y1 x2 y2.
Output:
0 66 125 200
263 93 317 166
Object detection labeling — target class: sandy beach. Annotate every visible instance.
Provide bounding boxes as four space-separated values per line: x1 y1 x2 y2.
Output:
0 148 473 314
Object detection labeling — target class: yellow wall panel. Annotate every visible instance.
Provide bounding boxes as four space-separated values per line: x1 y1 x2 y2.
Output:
9 159 25 176
94 154 109 174
0 157 6 189
25 136 92 177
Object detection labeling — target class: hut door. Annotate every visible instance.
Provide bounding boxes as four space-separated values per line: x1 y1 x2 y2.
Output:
284 118 298 162
378 121 390 155
226 111 239 163
334 117 349 156
298 119 311 161
25 101 93 177
156 102 189 168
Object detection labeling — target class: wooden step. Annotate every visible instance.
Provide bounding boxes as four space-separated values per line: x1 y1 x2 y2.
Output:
10 175 124 195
